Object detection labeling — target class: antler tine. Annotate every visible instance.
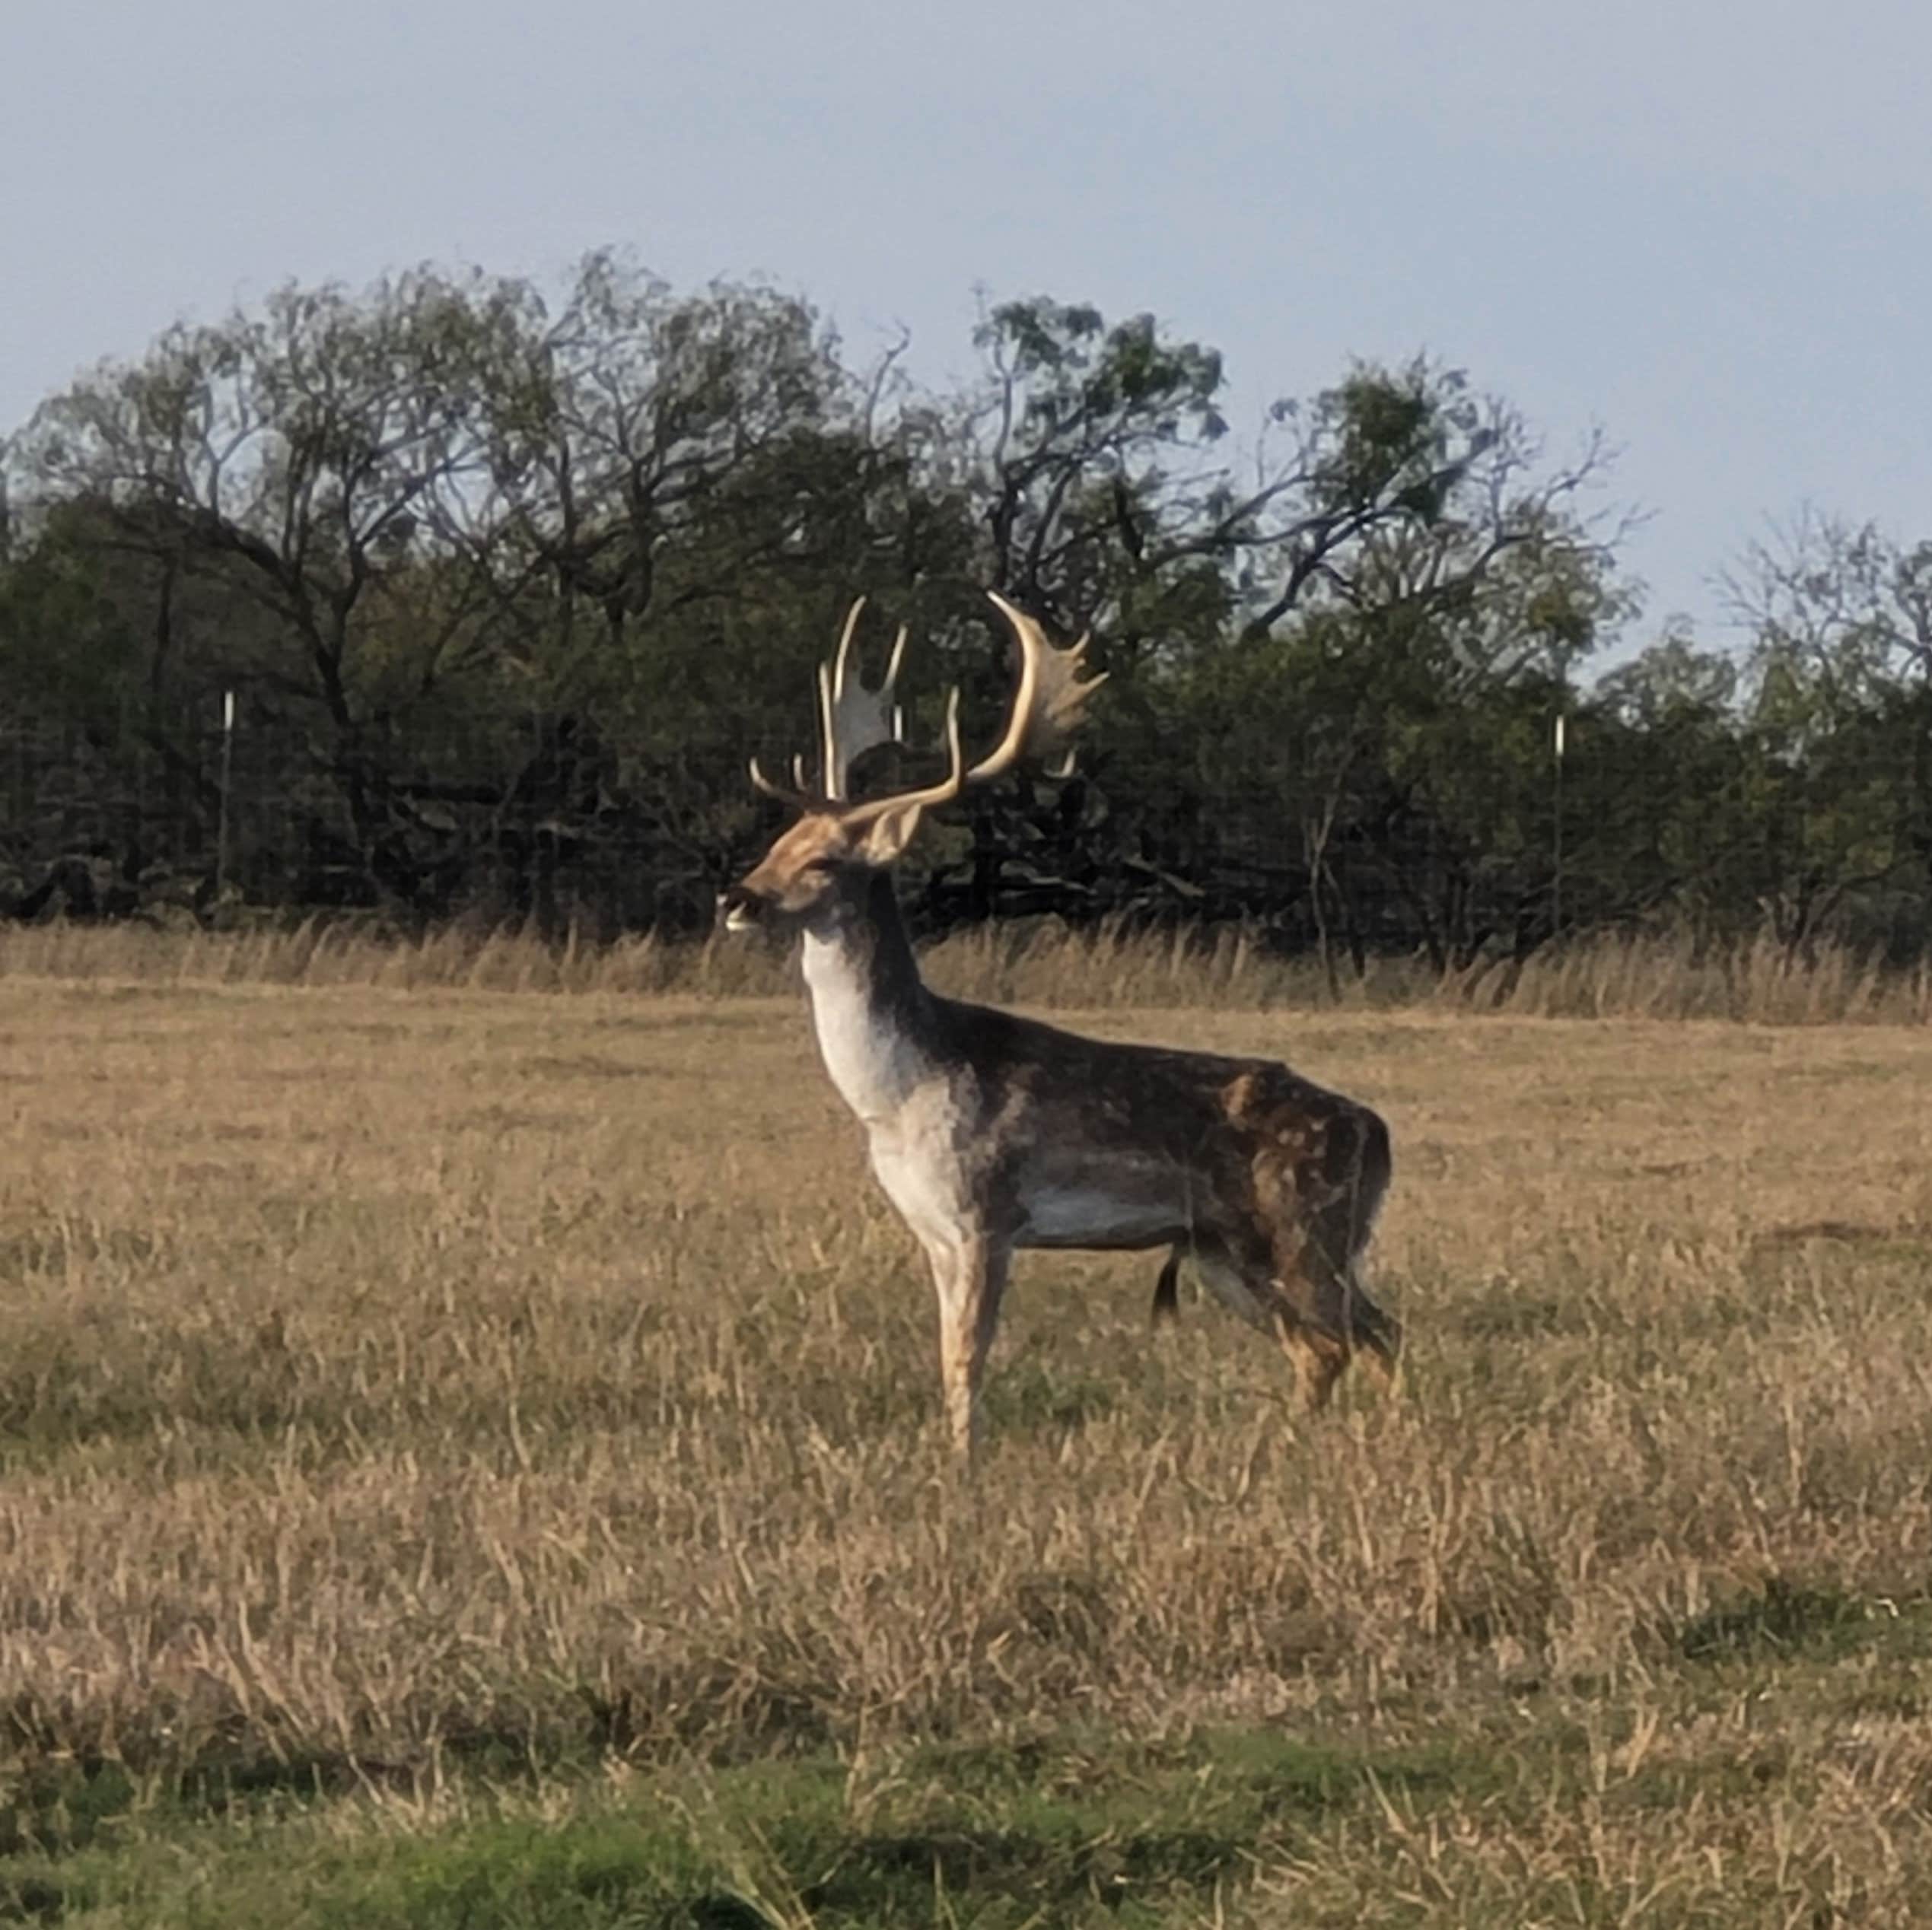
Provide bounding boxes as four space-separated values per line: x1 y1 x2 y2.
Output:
748 753 810 807
817 599 908 802
967 592 1109 787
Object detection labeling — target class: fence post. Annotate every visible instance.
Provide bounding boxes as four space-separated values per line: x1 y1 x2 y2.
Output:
215 689 236 901
1552 707 1567 938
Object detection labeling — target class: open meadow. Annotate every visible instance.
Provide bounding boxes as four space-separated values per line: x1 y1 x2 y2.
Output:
4 934 1932 1926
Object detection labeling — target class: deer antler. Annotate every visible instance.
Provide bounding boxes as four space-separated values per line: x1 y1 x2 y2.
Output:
749 598 908 806
967 593 1107 785
836 593 1106 830
750 593 1105 822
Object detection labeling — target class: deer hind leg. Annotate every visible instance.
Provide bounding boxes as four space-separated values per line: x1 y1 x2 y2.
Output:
1272 1247 1358 1412
1312 1111 1401 1388
1189 1230 1348 1410
1189 1202 1396 1414
1248 1100 1399 1409
1265 1200 1400 1409
921 1231 1011 1461
1339 1258 1402 1390
1149 1245 1182 1326
1189 1237 1278 1335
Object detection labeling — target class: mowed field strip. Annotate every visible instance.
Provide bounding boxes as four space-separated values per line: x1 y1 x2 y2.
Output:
5 971 1932 1925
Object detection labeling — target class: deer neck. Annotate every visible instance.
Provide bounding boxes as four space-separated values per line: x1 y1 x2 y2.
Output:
799 870 938 1125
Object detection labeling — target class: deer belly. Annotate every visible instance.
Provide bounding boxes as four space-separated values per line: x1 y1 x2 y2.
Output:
1012 1175 1183 1250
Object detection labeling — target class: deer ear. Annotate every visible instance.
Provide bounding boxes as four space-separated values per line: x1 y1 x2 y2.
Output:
854 800 925 867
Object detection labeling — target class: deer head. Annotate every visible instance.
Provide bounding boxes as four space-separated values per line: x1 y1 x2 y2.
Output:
718 593 1106 933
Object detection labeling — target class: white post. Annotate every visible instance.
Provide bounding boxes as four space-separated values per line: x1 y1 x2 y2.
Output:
215 689 237 902
1552 709 1567 938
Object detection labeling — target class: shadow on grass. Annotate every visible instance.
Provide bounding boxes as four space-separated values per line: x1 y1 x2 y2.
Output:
1673 1575 1923 1664
0 1719 571 1863
982 1359 1123 1437
797 1822 1244 1920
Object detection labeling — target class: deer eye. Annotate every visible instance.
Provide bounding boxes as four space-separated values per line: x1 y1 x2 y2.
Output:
804 856 843 875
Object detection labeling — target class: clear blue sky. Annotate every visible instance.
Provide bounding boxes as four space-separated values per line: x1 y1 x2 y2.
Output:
7 0 1930 653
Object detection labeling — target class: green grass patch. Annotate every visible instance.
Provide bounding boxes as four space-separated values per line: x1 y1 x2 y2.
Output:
0 1725 1564 1928
5 1715 1770 1929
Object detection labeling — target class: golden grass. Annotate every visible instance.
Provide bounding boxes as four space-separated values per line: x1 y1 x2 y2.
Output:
4 961 1932 1921
4 914 1930 1022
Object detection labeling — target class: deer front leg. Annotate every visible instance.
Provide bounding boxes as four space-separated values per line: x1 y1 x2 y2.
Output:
921 1231 1010 1460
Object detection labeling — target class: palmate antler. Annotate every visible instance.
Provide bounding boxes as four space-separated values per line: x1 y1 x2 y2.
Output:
969 592 1107 787
749 592 1106 822
750 597 909 806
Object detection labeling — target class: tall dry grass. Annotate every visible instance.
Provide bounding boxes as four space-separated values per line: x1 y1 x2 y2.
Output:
3 914 1930 1022
4 974 1932 1918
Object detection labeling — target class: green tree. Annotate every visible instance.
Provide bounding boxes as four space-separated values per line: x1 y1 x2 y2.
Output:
1140 366 1632 973
11 267 542 902
1725 515 1932 951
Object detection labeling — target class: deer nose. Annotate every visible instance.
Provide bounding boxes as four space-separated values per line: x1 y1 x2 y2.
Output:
717 886 762 930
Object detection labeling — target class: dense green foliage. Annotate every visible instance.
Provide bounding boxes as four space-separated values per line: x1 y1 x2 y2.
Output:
5 258 1928 965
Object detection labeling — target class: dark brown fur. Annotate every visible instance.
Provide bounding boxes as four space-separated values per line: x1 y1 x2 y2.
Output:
921 997 1400 1405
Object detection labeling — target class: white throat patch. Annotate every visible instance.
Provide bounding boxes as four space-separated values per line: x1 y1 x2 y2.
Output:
800 929 930 1123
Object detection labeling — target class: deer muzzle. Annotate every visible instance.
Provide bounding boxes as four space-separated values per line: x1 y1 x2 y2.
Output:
716 885 765 933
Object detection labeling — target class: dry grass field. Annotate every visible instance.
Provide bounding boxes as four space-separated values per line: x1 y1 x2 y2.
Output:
5 932 1932 1925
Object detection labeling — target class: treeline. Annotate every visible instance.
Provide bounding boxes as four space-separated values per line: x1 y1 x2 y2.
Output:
3 255 1929 971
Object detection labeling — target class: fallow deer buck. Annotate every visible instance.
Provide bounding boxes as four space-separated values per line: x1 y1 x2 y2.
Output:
719 593 1399 1457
